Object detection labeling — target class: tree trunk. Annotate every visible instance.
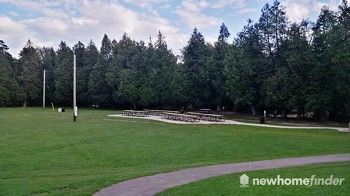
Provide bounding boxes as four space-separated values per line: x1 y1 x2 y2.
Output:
297 109 301 119
23 95 27 107
216 104 222 111
282 110 287 120
250 105 257 116
233 104 238 112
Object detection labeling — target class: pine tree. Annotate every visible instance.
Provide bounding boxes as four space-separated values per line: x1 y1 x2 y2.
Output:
150 31 178 107
258 0 288 75
212 23 230 110
0 40 9 51
39 47 56 106
183 28 213 108
89 34 113 106
113 34 148 108
265 21 313 117
308 7 337 119
18 40 42 107
226 20 265 115
54 41 73 105
0 40 21 106
326 1 350 121
84 40 99 105
73 41 89 106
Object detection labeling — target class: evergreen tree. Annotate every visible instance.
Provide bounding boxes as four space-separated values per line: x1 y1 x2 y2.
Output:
39 47 56 106
265 21 313 117
73 41 89 106
0 40 21 106
113 34 149 108
212 23 230 110
183 28 213 108
308 7 337 119
258 0 288 76
18 40 42 107
332 0 350 121
226 20 265 115
89 34 113 106
149 31 178 107
83 40 99 105
257 0 289 115
326 1 350 121
0 40 9 51
54 41 73 105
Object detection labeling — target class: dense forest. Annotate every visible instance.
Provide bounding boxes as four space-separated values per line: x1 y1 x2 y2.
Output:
0 0 349 121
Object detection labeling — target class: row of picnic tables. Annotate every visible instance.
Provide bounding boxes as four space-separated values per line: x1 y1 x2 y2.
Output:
121 110 149 117
161 112 200 123
121 109 225 122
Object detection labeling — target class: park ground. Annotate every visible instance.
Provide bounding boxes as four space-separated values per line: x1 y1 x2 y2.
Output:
0 108 349 195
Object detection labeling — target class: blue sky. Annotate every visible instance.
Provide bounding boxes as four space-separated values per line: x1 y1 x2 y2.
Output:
0 0 345 56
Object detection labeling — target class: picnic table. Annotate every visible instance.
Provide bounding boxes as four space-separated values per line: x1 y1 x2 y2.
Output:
122 110 149 117
187 112 225 122
161 112 200 123
144 109 179 116
198 109 212 113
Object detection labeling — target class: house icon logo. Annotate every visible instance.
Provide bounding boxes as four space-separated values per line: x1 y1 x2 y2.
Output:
240 174 249 187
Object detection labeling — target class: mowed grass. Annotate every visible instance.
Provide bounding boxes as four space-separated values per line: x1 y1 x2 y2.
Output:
159 162 350 196
0 108 349 195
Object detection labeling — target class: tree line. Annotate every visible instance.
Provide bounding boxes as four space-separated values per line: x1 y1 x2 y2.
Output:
0 0 349 121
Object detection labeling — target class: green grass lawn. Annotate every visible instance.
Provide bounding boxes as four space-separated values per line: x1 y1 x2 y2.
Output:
158 162 350 196
0 108 349 195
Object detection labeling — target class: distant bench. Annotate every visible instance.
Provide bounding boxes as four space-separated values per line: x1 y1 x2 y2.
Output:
187 112 225 122
122 110 149 117
162 112 200 123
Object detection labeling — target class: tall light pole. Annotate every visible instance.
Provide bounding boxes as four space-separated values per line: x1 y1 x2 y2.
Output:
43 69 46 109
73 52 77 122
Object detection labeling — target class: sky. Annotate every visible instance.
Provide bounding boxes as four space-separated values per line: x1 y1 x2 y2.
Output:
0 0 346 57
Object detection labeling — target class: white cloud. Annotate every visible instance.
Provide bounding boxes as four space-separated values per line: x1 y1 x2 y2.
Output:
2 0 347 57
282 0 346 23
175 0 220 29
0 0 186 56
211 0 246 9
238 8 258 14
0 16 29 56
281 0 310 22
123 0 162 8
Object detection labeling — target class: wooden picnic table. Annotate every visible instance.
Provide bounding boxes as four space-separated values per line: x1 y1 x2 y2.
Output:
144 109 179 116
161 112 200 123
198 109 212 113
122 110 149 117
187 112 225 122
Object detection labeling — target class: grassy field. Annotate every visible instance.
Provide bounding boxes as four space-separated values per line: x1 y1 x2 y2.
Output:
158 162 350 196
0 108 349 195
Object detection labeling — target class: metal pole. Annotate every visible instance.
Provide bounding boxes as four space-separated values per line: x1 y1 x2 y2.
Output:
43 69 46 109
73 53 77 122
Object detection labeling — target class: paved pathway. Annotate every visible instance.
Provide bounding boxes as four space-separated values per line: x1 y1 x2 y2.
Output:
108 114 349 132
94 154 350 196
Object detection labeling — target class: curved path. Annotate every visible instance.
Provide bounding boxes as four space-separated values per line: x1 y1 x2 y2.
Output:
108 114 349 132
94 154 350 196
